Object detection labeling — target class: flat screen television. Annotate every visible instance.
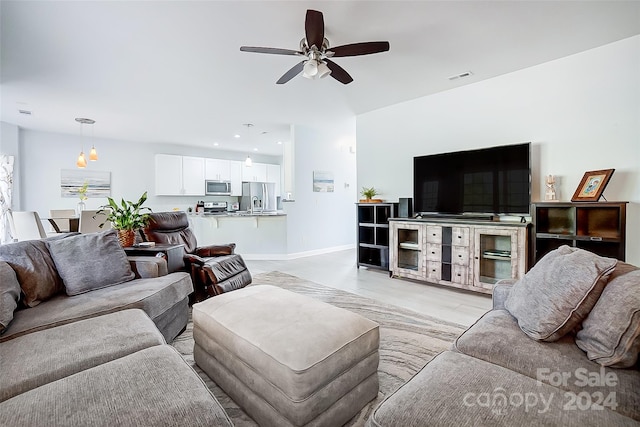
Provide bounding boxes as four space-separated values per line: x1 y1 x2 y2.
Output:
413 142 531 217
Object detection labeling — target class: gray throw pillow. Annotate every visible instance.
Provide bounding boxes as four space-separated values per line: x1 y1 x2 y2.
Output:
0 239 65 307
505 245 617 342
47 230 135 296
0 261 21 334
576 263 640 368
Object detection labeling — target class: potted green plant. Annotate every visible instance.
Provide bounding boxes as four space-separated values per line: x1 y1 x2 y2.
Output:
96 191 152 247
360 186 382 203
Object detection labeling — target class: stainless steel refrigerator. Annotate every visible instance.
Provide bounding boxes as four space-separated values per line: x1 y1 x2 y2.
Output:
240 182 276 213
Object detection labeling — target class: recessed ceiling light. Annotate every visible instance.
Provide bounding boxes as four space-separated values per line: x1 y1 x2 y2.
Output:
253 148 258 151
234 134 241 138
213 142 219 146
277 141 283 145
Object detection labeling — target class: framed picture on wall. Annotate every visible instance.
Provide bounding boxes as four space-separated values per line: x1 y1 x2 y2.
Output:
571 169 614 202
61 169 111 198
312 170 334 192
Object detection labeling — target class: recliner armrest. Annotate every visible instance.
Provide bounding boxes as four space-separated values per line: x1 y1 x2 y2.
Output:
184 253 206 266
194 243 236 258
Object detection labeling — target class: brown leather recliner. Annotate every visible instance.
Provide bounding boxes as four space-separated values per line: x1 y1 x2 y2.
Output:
143 211 252 302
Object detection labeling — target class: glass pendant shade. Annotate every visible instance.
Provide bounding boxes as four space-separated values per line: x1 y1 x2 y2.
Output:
303 60 318 79
89 146 98 161
245 155 252 166
317 61 331 79
76 152 87 168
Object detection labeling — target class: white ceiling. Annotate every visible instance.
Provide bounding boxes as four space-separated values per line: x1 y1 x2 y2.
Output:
2 1 639 156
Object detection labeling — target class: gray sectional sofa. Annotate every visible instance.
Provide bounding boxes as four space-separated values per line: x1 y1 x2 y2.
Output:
0 230 233 426
368 246 640 426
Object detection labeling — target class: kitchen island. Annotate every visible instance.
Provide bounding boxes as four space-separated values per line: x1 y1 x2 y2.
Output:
187 212 287 258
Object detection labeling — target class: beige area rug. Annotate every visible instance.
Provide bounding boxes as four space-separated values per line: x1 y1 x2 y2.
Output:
170 271 466 426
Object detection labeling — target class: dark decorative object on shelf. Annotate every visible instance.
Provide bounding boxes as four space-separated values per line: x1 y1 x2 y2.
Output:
571 169 615 202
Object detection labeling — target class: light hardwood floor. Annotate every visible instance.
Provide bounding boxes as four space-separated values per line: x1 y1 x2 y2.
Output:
245 249 492 327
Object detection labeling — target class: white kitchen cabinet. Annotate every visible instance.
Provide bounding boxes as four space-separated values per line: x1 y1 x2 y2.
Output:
205 158 232 181
242 162 268 182
229 160 243 196
155 154 204 196
182 156 205 195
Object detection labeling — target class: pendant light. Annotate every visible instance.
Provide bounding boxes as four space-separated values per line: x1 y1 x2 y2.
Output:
243 123 254 167
75 118 96 168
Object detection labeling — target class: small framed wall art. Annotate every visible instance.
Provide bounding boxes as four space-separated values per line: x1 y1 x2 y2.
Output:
571 169 614 202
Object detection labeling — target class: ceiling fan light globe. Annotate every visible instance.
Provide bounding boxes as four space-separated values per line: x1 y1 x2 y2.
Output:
303 59 318 78
317 62 331 78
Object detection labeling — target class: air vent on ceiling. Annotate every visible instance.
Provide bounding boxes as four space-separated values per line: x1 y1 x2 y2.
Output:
448 71 473 81
18 109 32 115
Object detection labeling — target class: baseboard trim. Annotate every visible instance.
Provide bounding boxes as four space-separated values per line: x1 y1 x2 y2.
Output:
242 244 355 261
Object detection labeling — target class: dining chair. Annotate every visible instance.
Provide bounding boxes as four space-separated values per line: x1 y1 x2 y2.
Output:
49 209 77 233
10 211 48 241
79 210 112 233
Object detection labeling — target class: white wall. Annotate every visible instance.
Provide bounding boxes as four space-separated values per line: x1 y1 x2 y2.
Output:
283 119 358 255
357 36 640 265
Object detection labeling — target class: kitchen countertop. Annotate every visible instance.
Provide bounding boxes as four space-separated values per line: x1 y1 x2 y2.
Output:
190 212 287 217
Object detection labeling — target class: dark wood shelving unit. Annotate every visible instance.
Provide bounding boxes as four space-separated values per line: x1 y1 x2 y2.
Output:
532 202 627 263
356 203 397 271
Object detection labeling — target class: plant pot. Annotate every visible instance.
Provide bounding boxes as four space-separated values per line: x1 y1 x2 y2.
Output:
117 229 136 247
359 199 383 203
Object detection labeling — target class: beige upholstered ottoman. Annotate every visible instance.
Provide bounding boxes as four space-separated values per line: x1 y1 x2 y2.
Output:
192 285 380 427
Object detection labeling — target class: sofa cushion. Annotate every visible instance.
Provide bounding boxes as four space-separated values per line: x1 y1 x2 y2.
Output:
505 245 617 341
0 239 64 307
0 309 164 402
453 309 640 421
0 345 233 427
367 350 637 427
47 229 135 296
576 263 640 368
0 262 21 334
0 272 193 342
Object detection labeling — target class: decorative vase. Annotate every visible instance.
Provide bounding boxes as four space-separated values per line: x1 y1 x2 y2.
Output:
76 200 86 216
117 229 136 247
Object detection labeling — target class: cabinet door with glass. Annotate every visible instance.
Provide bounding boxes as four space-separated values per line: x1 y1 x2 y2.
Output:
390 222 426 280
473 227 526 290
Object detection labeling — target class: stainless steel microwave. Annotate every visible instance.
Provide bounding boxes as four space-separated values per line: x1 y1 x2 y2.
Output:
205 180 232 195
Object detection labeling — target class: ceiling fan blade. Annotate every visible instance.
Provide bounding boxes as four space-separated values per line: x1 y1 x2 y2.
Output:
325 59 353 85
329 41 390 57
276 61 305 84
240 46 302 56
305 9 324 49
